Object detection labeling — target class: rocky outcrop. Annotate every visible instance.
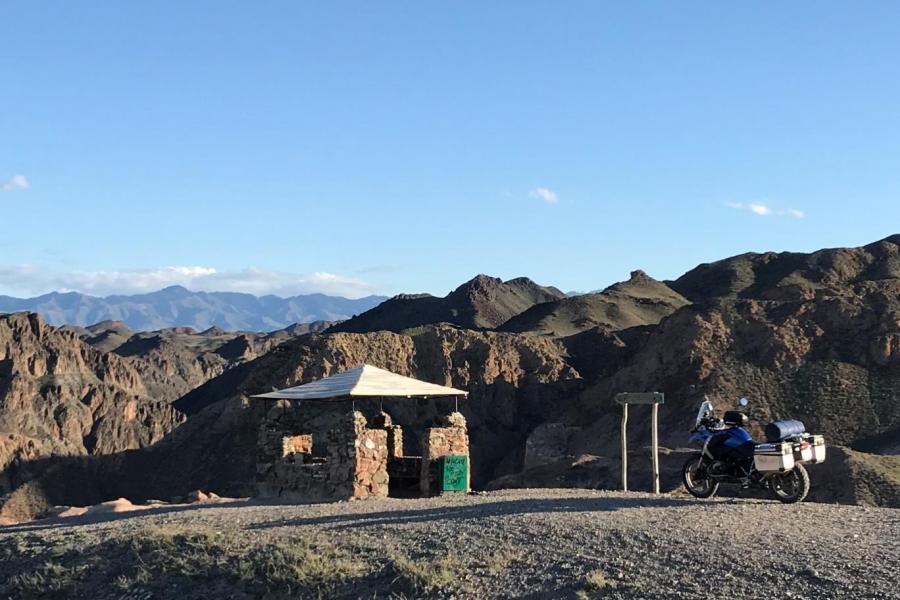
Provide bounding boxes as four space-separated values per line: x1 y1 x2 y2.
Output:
0 325 583 520
566 280 900 452
670 234 900 302
4 236 900 521
0 315 329 520
328 275 565 333
0 313 184 490
523 423 579 470
509 238 900 503
78 321 325 404
172 325 583 493
500 271 689 337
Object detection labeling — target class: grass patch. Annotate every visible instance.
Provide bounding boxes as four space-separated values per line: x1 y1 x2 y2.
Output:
483 543 523 575
4 560 92 600
1 524 369 599
125 524 366 595
575 569 612 598
390 551 465 594
248 537 365 590
585 570 609 590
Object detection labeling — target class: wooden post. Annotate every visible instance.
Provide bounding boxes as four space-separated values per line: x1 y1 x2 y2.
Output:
621 402 628 492
651 402 660 494
615 392 664 495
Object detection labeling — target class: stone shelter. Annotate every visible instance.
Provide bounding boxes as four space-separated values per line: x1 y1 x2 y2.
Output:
252 365 470 501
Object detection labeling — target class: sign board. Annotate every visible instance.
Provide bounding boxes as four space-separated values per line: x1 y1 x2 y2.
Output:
441 455 468 492
615 392 664 405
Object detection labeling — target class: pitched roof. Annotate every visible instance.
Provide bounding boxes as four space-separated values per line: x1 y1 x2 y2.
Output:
250 364 468 400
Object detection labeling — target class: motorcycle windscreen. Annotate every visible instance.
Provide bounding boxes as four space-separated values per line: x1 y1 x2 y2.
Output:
695 400 714 428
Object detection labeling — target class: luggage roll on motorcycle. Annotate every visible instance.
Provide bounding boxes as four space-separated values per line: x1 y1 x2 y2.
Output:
682 397 826 504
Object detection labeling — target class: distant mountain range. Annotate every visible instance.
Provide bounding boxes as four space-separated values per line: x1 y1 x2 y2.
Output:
0 286 387 331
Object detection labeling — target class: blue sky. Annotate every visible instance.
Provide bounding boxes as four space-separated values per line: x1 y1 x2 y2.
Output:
2 2 900 298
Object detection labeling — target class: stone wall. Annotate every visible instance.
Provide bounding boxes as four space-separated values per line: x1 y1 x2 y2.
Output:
420 411 470 495
256 418 328 499
370 410 405 458
353 426 388 499
257 420 292 479
256 410 388 501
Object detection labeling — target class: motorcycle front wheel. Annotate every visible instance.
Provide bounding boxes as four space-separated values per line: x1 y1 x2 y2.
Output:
769 464 811 504
682 454 719 498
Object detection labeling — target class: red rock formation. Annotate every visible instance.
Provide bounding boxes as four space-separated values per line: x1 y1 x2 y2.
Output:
0 313 184 486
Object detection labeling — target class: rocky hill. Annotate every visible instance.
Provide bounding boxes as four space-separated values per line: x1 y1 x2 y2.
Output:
0 324 583 521
500 270 689 337
0 312 333 520
0 286 386 331
76 319 332 402
328 275 565 333
0 313 183 489
167 324 581 497
515 236 900 497
669 234 900 301
2 236 900 523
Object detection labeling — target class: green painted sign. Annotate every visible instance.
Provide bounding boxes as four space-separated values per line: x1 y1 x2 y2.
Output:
441 455 468 492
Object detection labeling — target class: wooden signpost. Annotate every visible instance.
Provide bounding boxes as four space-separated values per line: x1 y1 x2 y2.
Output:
615 392 665 494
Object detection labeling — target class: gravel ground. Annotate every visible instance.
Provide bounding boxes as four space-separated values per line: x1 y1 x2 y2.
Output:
1 489 898 599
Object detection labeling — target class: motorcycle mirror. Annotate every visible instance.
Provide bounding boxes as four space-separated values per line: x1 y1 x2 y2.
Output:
739 397 749 407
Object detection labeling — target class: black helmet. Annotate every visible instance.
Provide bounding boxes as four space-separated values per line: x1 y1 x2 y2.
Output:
723 411 748 427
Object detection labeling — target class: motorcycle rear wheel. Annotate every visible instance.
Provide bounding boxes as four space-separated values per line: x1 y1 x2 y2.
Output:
769 464 810 504
682 455 719 498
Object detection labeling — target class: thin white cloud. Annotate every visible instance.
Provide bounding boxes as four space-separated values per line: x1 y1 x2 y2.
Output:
726 201 804 219
529 187 559 204
0 265 380 298
1 175 29 192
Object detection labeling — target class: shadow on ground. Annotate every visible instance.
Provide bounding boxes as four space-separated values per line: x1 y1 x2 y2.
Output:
244 494 718 531
0 493 732 533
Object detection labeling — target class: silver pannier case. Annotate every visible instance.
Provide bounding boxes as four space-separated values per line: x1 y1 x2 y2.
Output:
792 434 827 464
806 434 826 464
754 442 795 472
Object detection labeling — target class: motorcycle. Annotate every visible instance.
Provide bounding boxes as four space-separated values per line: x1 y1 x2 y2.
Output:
682 397 826 503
